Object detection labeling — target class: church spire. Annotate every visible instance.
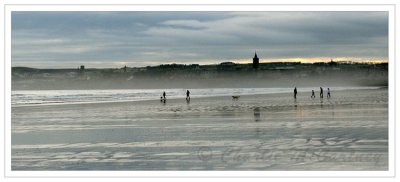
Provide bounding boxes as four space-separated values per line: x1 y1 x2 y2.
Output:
253 51 259 69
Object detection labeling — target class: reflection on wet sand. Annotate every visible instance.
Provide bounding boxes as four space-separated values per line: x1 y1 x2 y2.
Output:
12 88 388 170
253 107 261 122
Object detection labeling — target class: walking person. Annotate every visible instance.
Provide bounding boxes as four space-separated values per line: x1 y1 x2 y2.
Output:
186 90 190 101
163 91 166 100
311 90 315 98
327 88 331 98
320 87 323 98
294 87 297 99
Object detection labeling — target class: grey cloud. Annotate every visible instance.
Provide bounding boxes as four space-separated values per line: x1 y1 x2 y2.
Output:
11 11 388 68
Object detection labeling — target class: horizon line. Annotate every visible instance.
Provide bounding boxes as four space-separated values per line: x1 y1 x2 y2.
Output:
11 60 389 70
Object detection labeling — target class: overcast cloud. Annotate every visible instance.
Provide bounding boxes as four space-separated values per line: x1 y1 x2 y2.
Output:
11 11 388 68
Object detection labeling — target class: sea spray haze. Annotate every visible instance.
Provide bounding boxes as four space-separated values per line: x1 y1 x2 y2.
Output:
12 62 388 90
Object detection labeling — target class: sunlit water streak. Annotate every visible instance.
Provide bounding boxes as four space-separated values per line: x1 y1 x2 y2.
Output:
12 87 380 107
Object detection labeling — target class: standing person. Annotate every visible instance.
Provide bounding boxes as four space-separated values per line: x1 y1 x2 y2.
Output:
163 91 166 100
186 90 190 101
311 90 315 98
320 87 323 98
294 87 297 99
327 88 331 98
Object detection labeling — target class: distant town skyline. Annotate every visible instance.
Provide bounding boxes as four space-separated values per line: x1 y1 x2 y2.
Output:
12 11 388 68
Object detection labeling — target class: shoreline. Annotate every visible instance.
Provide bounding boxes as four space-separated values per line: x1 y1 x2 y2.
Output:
11 87 385 108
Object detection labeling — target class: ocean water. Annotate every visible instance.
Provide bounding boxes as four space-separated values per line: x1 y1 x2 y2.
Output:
12 87 380 107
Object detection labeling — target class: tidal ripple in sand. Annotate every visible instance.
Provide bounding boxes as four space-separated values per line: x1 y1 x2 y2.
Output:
12 88 388 170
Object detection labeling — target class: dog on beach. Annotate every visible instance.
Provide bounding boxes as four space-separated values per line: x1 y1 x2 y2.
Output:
160 96 166 102
232 96 240 100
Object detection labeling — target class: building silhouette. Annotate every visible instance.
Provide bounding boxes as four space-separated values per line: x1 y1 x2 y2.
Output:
253 52 259 69
78 65 85 76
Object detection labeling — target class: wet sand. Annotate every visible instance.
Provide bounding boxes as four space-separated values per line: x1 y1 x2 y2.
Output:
11 88 388 170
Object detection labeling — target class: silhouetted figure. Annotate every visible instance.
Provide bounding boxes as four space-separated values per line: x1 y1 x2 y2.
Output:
186 90 190 101
327 88 331 98
163 91 166 100
311 90 315 98
294 87 297 99
320 87 323 98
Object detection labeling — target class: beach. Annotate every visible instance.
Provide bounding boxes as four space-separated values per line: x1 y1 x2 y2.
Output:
11 88 388 170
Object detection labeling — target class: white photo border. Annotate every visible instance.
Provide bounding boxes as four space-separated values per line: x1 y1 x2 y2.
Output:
3 3 396 178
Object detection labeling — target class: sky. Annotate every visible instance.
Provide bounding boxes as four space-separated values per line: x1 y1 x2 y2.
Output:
11 11 388 68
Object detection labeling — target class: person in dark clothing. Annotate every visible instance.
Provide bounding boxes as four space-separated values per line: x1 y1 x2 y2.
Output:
327 88 331 98
320 87 323 98
294 87 297 99
186 90 190 101
163 91 166 100
311 90 315 98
